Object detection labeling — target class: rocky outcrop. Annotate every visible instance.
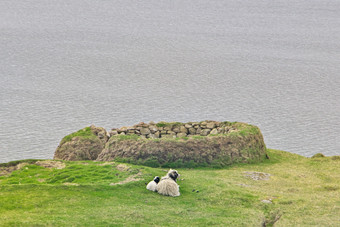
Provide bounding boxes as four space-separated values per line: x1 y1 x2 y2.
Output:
54 121 268 167
53 125 109 161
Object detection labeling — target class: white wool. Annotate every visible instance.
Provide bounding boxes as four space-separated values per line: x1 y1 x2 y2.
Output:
156 178 180 197
146 180 158 192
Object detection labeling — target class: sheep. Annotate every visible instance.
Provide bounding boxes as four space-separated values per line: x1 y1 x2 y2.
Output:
156 169 180 197
146 176 160 192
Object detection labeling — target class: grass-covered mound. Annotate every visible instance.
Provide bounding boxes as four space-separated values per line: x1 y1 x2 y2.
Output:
54 125 109 161
1 150 339 226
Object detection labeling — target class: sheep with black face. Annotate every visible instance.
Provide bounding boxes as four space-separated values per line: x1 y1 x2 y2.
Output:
146 176 160 192
156 169 180 197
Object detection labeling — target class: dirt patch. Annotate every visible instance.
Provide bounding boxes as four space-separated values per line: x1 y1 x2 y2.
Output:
35 160 66 169
0 163 29 176
244 171 271 181
97 162 115 166
110 172 142 186
116 164 130 172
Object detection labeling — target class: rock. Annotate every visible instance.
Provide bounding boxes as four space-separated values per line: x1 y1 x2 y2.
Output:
200 129 211 136
168 131 176 136
206 122 216 129
173 127 180 133
210 128 218 135
54 126 108 161
149 125 158 133
180 126 188 134
164 125 172 131
110 130 118 136
184 124 192 128
140 127 151 135
217 127 225 134
118 127 128 133
261 200 272 204
177 133 187 137
154 131 160 138
200 121 207 128
149 121 156 125
147 134 158 139
196 127 202 134
188 128 196 135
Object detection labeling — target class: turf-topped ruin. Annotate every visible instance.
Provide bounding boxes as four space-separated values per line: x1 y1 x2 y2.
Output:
54 121 267 167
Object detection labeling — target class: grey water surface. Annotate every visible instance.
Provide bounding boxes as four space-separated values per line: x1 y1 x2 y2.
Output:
1 0 340 163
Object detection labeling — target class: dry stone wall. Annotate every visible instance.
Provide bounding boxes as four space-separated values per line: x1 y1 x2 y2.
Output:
109 120 240 139
54 121 268 167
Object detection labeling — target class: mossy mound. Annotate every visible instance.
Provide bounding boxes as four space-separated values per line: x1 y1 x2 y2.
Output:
54 125 109 161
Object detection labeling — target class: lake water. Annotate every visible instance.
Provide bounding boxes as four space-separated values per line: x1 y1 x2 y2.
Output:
1 0 339 163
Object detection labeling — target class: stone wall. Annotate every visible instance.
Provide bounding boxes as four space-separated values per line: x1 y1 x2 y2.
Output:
109 120 240 139
54 120 268 167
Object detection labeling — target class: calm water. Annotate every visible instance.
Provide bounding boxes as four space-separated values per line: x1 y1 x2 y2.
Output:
1 0 340 163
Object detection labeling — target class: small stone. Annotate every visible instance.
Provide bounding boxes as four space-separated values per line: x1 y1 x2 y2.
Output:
184 124 192 128
206 122 216 129
119 132 126 135
200 129 211 136
173 127 180 133
140 127 151 135
118 127 128 133
154 131 160 138
217 127 225 134
177 133 187 137
168 131 176 135
164 126 172 131
261 200 272 204
149 125 158 133
180 126 188 134
210 128 218 135
149 121 156 125
196 127 202 134
188 128 196 135
192 189 196 192
110 130 118 136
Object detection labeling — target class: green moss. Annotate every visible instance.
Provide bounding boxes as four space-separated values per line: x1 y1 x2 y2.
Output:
113 134 141 141
156 121 183 128
61 127 95 144
311 153 325 158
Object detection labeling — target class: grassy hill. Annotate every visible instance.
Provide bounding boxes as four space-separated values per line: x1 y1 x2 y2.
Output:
0 149 339 226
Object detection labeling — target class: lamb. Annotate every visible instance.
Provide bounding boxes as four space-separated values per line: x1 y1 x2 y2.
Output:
156 169 180 197
146 176 160 192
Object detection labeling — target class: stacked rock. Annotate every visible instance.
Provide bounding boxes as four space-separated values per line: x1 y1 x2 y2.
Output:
109 121 237 139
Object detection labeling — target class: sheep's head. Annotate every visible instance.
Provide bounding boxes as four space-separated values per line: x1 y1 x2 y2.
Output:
153 176 160 184
168 169 180 182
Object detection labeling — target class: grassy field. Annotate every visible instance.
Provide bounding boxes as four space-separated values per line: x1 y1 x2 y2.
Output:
0 149 339 226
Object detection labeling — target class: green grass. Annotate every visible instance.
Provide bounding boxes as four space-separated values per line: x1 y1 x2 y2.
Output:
60 127 96 144
0 150 339 226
